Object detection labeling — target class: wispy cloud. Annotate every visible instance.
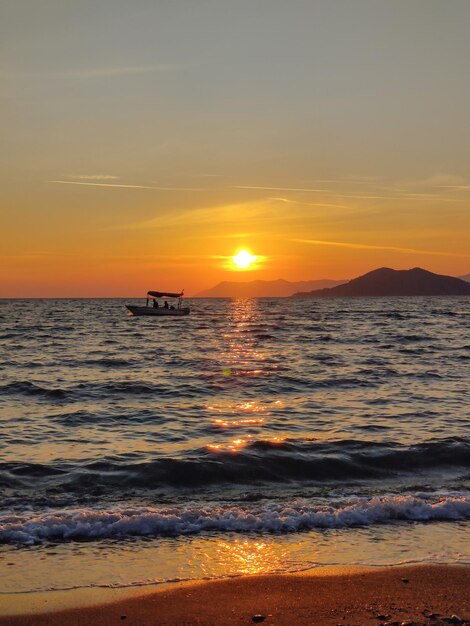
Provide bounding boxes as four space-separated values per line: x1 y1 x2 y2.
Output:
234 185 398 201
234 181 466 201
68 174 120 181
234 185 329 193
123 200 280 232
122 195 377 235
270 197 351 209
293 239 470 258
401 192 461 201
49 180 158 190
305 177 387 186
441 185 470 191
412 173 467 187
49 180 204 191
333 193 398 200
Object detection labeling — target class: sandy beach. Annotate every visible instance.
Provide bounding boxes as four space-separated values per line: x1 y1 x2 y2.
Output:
1 565 468 626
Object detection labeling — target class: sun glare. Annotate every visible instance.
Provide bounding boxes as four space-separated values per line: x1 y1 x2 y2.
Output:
232 250 257 270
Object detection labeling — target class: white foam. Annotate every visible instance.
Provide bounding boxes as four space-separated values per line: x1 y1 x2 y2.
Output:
1 494 469 545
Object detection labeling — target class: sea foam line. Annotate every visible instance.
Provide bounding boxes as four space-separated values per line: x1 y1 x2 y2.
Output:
1 494 469 545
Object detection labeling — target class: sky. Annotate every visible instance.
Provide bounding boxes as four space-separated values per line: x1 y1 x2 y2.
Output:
1 0 470 296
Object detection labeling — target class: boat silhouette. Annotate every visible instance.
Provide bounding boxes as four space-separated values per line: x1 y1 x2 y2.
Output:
126 290 190 316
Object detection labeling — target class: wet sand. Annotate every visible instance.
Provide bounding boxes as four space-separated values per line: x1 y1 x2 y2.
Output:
1 565 468 626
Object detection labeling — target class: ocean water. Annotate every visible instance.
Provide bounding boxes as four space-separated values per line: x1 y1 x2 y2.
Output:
0 297 469 593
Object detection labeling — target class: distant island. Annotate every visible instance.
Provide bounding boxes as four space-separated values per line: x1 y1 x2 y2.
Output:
460 273 470 282
292 267 470 298
194 278 347 298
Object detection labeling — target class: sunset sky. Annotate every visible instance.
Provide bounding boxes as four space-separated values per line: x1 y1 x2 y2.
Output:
1 0 469 296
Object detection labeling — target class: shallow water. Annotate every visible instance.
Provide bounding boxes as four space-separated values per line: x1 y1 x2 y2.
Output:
0 297 469 591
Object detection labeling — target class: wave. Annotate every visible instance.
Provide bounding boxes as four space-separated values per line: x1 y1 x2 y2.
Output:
0 379 202 401
0 381 68 399
395 334 430 343
0 375 385 401
76 358 138 368
1 494 468 545
1 438 468 493
50 408 165 427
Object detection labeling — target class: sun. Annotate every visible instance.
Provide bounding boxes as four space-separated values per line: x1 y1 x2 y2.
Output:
232 250 257 270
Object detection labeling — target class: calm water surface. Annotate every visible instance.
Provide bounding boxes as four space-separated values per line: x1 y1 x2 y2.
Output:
0 297 469 592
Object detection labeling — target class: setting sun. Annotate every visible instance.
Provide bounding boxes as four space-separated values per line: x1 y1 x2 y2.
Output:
232 250 257 270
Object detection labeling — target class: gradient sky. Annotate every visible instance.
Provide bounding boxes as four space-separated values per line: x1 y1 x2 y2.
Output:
1 0 470 296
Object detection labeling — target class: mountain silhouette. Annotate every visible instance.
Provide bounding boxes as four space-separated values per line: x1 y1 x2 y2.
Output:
194 278 346 298
292 267 470 297
459 273 470 282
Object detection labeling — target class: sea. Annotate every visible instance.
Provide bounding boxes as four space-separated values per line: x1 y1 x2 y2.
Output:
0 297 469 594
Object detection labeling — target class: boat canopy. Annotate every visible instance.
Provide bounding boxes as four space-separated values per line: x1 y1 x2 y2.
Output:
147 291 183 299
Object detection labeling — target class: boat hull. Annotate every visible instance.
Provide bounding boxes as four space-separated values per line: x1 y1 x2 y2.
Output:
126 305 190 317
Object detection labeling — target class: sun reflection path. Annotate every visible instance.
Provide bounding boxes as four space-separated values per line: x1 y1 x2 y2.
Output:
208 399 282 415
205 399 284 448
206 435 286 453
205 298 287 453
212 418 266 429
219 298 268 376
206 436 253 453
215 539 283 575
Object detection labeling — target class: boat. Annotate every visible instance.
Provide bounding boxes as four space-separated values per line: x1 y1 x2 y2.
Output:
126 291 190 317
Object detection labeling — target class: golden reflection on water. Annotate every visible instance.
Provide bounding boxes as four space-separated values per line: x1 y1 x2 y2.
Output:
212 418 266 428
206 435 286 453
214 539 284 575
238 401 268 412
206 436 253 452
208 399 282 416
220 299 267 373
205 299 287 452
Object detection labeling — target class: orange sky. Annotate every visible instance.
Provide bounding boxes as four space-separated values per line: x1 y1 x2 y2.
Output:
2 182 469 297
1 2 469 296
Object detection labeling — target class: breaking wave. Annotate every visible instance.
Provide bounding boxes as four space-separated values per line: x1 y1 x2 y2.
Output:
1 494 468 545
0 438 468 496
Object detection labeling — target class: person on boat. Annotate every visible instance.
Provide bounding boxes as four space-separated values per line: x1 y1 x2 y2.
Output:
163 300 169 309
153 299 159 308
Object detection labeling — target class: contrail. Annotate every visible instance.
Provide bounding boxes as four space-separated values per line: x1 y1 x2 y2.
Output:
49 181 202 191
293 239 470 258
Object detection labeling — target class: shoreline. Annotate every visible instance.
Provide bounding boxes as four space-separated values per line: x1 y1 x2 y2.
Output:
0 564 375 616
1 564 468 626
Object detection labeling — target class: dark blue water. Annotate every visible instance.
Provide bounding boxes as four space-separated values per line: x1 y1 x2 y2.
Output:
0 297 469 590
